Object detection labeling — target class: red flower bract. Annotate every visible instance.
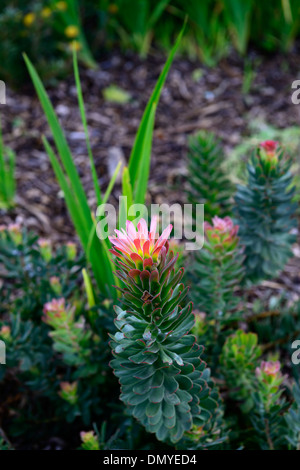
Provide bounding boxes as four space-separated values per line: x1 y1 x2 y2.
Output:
259 140 279 155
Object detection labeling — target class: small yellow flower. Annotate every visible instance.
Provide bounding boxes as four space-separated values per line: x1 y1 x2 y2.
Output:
65 25 79 38
23 12 36 27
55 1 68 11
108 4 119 14
69 40 82 52
41 7 52 18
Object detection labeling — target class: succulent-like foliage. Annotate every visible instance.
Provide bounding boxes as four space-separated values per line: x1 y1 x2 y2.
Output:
190 216 244 341
255 360 285 411
221 333 288 449
250 394 287 450
235 140 297 282
221 330 262 375
0 224 84 320
249 361 287 449
186 131 233 221
285 381 300 449
109 217 220 444
220 330 261 408
80 431 100 451
247 294 300 349
42 298 92 367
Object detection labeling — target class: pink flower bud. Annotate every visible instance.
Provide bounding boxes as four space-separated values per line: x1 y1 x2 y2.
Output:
66 241 77 260
8 223 22 244
38 238 52 262
80 430 99 450
59 381 78 405
259 140 279 164
50 276 62 295
256 360 281 377
43 298 66 322
260 140 279 155
60 381 77 393
204 216 239 246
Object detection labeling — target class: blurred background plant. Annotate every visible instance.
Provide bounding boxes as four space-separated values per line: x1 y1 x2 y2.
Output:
0 117 16 209
186 131 234 221
1 0 300 452
189 216 245 367
225 120 300 189
0 224 138 448
235 141 297 282
23 26 183 299
2 0 300 86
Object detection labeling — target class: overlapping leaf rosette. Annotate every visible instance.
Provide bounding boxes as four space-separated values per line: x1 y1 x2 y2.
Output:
108 217 220 444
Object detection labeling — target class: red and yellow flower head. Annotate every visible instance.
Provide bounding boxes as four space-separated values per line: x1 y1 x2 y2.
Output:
109 216 172 269
259 140 279 165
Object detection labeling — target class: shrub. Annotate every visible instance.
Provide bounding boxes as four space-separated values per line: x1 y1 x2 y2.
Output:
0 224 118 446
186 131 233 221
0 118 16 209
189 216 244 364
235 140 297 283
109 217 222 445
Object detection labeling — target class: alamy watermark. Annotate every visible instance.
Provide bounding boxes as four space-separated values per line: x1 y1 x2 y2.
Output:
0 340 6 365
291 80 300 104
95 198 205 251
291 340 300 365
0 80 6 105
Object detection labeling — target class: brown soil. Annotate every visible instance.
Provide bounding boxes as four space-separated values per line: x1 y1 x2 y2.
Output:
0 47 299 294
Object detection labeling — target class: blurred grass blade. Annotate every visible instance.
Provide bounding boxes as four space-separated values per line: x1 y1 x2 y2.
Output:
25 54 116 298
0 115 6 202
82 268 96 308
73 50 102 207
128 21 186 203
23 53 91 235
122 166 134 214
119 166 134 226
147 0 170 29
87 160 122 258
103 161 122 206
133 103 156 205
223 0 253 55
7 148 16 201
0 115 16 207
42 136 88 245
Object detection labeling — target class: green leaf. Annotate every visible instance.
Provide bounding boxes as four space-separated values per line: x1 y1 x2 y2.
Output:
73 50 102 207
128 22 186 204
103 85 131 104
24 54 116 298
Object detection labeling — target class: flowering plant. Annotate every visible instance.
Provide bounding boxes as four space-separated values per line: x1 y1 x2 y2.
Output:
235 140 297 281
255 360 285 412
190 216 244 363
204 216 239 247
109 216 221 444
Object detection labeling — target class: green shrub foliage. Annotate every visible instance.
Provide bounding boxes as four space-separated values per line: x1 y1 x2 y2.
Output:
235 141 297 282
109 218 221 444
186 131 233 221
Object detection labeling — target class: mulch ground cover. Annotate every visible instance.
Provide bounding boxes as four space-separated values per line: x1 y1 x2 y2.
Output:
1 45 299 302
